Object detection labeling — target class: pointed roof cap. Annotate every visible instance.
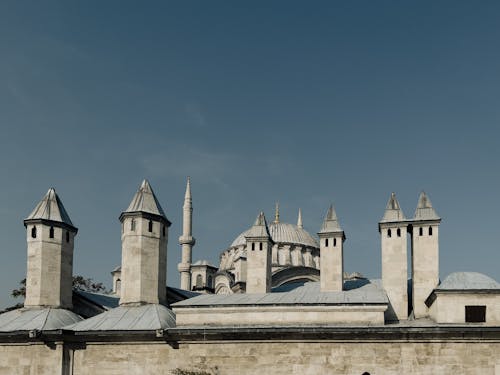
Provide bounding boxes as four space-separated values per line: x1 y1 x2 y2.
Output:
379 192 406 223
24 188 77 231
318 204 343 234
244 212 273 240
184 177 192 201
120 180 170 225
413 191 440 221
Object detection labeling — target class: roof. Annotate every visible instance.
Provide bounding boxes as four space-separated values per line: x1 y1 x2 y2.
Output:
66 304 176 331
24 188 76 230
0 308 82 332
413 191 440 221
380 192 406 223
232 222 319 248
192 260 217 268
121 180 170 224
75 290 119 310
244 212 272 239
318 204 343 234
437 272 500 290
173 280 388 308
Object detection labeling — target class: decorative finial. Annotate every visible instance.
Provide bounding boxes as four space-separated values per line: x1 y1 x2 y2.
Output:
274 202 280 223
297 208 303 228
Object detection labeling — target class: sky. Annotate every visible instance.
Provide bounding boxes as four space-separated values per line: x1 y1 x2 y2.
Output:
0 1 499 309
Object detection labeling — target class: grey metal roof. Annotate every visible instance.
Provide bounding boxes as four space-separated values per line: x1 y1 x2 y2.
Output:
231 222 319 248
173 280 388 308
0 308 82 332
76 290 119 310
192 260 217 268
318 204 343 234
413 191 440 221
380 192 406 223
437 272 500 290
122 180 168 221
244 212 272 239
25 188 75 229
66 304 176 331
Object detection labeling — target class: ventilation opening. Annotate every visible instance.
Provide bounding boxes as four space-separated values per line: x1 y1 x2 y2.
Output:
131 219 135 231
465 305 486 323
419 227 423 236
148 220 153 232
259 242 263 250
49 226 54 239
397 228 401 237
66 231 70 243
387 229 392 238
325 238 329 247
162 225 166 237
31 226 37 239
429 226 433 236
251 243 255 251
333 238 337 247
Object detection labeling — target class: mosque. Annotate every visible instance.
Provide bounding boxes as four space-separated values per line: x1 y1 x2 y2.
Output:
0 179 499 374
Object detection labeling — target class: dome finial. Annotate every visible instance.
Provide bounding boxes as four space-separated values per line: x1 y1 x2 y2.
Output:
297 208 303 228
274 202 280 223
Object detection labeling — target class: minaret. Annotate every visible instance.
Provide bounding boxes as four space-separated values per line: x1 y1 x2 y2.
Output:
318 204 345 292
245 212 274 293
411 191 441 318
297 208 303 229
24 188 78 309
379 193 408 321
178 177 196 291
119 180 171 306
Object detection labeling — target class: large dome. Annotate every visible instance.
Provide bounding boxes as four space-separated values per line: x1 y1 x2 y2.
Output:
230 222 319 249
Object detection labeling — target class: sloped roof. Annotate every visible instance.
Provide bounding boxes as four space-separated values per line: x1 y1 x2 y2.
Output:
66 304 176 331
380 192 406 223
173 280 388 308
121 180 170 224
0 308 82 332
413 191 440 221
438 272 500 290
318 204 343 234
25 188 76 230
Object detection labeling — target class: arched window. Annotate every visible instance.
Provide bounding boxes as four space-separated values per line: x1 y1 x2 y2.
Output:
196 274 203 287
333 238 337 247
66 231 70 243
130 219 135 231
259 242 263 251
31 226 37 239
251 243 255 251
388 229 392 238
208 276 213 287
49 226 54 239
148 220 153 232
325 238 329 247
419 227 423 236
429 226 433 236
116 279 121 293
397 228 401 237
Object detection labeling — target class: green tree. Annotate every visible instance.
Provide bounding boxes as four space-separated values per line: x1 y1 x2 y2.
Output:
11 276 109 298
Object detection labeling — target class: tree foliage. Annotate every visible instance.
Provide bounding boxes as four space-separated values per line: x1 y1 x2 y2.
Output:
11 276 109 298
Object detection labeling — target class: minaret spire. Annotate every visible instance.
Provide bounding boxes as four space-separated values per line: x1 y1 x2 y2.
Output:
274 202 280 223
178 177 196 290
297 208 303 228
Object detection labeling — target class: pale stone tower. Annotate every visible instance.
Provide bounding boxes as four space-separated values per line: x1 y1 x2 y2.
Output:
23 188 78 309
411 191 441 318
379 193 408 321
245 212 274 293
318 204 345 292
119 180 171 306
178 177 195 291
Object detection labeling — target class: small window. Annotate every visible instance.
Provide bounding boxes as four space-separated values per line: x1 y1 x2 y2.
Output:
429 226 433 236
162 225 166 237
419 227 423 236
130 219 135 231
148 220 153 233
325 238 329 247
397 228 401 237
196 274 203 288
333 238 337 247
66 231 70 243
259 242 263 251
115 279 121 293
387 229 392 238
31 226 37 239
49 226 54 239
465 305 486 323
251 243 255 251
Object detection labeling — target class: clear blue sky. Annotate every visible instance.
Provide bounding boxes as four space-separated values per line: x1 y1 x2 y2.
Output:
1 1 499 309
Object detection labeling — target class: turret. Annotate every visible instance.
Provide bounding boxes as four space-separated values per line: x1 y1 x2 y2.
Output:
245 212 274 293
178 177 195 290
23 188 77 309
318 204 345 292
119 180 171 306
410 191 441 318
379 193 408 321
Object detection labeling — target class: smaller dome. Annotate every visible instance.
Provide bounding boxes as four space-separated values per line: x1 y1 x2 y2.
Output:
438 272 500 290
230 222 319 249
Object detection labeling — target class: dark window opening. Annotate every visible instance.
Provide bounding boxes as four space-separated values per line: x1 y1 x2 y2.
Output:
325 238 329 247
419 227 423 236
130 219 135 231
49 226 54 239
66 231 70 243
259 242 263 251
251 243 255 251
387 229 392 238
333 238 337 247
31 226 37 239
148 220 153 232
465 305 486 323
429 226 433 236
162 225 166 237
397 228 401 237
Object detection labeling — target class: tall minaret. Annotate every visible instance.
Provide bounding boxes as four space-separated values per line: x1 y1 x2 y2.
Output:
24 188 78 309
318 204 345 292
379 192 408 321
178 177 196 291
119 180 171 306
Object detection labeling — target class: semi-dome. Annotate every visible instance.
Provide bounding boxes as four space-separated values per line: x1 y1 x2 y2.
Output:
230 222 319 249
